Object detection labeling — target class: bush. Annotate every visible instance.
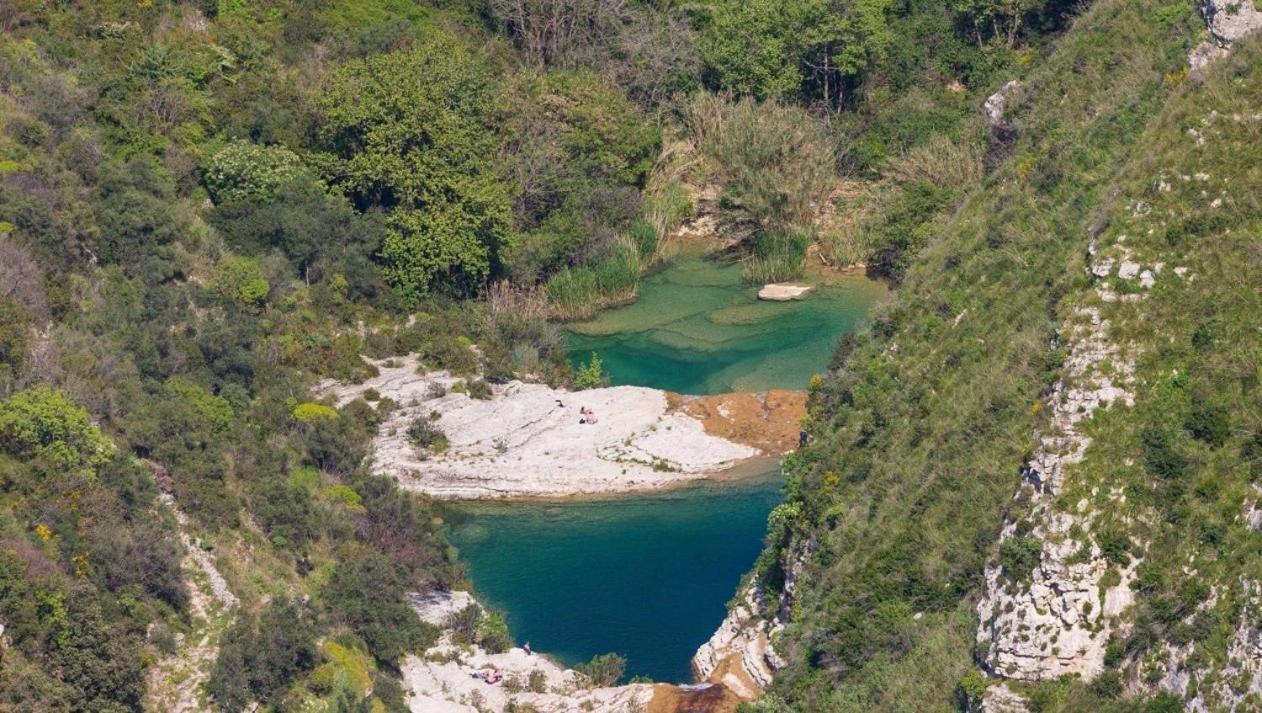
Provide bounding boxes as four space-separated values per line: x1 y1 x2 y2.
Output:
323 554 437 664
573 352 606 390
743 232 809 284
0 386 115 472
292 402 339 423
407 417 449 454
575 652 626 688
466 378 493 400
686 94 835 235
211 255 270 307
209 597 318 712
202 139 307 204
476 611 513 654
545 238 641 320
998 535 1042 583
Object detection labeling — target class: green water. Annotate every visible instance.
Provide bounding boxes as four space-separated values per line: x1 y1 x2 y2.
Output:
567 256 886 394
447 464 783 684
450 257 882 684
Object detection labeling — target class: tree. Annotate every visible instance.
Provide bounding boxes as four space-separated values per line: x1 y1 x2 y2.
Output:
317 33 511 301
701 0 891 106
209 597 317 712
323 554 436 664
0 297 30 387
489 0 630 67
575 652 626 687
0 386 115 472
573 352 605 390
201 139 308 204
954 0 1041 48
210 255 269 307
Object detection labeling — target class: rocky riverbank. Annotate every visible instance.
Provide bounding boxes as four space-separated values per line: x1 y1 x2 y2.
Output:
402 590 743 713
321 354 804 499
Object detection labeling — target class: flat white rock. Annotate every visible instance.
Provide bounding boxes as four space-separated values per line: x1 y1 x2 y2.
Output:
757 283 814 301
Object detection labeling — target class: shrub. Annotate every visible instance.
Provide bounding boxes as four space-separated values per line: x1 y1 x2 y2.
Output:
293 402 339 423
545 238 641 321
407 417 449 454
573 352 606 390
211 255 270 307
630 219 659 261
323 554 436 664
476 611 513 654
0 386 115 472
202 139 307 204
575 652 626 688
743 232 809 284
998 535 1042 583
686 94 835 235
209 597 318 712
446 603 483 646
466 378 493 400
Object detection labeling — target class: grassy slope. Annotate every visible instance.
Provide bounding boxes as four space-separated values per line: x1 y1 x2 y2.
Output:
763 1 1204 710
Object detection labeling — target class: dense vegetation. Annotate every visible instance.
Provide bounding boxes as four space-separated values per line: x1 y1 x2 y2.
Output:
1 0 1248 710
746 1 1262 712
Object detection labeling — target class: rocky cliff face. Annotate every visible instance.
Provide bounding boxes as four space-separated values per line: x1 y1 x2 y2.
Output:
975 237 1143 685
974 10 1262 710
1190 0 1262 74
692 538 813 700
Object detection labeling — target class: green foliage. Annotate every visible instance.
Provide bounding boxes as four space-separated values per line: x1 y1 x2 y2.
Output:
498 71 659 283
211 254 270 307
323 554 437 664
166 377 234 433
476 611 513 654
210 597 318 712
575 652 626 687
999 535 1042 583
317 33 510 300
0 297 30 383
702 0 892 105
0 386 115 472
293 402 339 423
407 417 449 454
202 139 308 204
743 232 810 284
544 238 641 320
573 352 606 390
687 93 835 236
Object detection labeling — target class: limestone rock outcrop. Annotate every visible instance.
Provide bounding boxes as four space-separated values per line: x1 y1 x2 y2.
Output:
757 283 814 301
1190 0 1262 74
975 240 1140 685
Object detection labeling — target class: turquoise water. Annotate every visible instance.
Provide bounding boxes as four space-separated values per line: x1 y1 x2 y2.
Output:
449 258 882 685
566 256 886 394
447 464 783 684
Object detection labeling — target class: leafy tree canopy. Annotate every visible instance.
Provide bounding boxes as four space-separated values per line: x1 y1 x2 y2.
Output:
0 386 115 472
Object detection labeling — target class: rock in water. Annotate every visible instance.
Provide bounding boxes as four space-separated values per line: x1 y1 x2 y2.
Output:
757 283 813 301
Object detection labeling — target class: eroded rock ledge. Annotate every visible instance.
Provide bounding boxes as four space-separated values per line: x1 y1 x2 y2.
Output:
404 590 743 713
321 354 805 499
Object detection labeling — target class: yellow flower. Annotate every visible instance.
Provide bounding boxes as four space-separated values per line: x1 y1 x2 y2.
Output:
34 523 52 541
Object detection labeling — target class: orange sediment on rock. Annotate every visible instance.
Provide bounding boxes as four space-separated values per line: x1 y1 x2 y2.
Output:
667 390 807 454
646 682 744 713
